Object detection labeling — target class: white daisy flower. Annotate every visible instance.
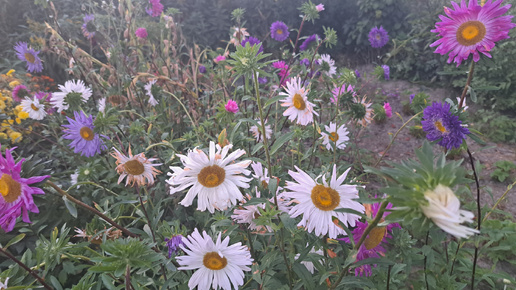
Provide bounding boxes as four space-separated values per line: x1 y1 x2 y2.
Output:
249 119 272 142
295 247 324 274
421 184 479 239
319 54 337 77
98 97 106 113
0 277 9 290
168 141 252 213
251 161 270 187
284 165 364 239
353 96 374 127
144 79 159 107
51 79 92 113
177 228 253 290
20 96 46 120
280 77 318 126
320 122 350 151
112 147 162 187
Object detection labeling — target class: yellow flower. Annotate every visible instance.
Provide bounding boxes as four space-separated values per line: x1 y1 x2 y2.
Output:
7 120 14 125
1 121 10 128
0 100 6 111
18 111 29 119
9 80 21 88
6 69 15 77
8 131 22 143
0 133 7 140
14 105 23 114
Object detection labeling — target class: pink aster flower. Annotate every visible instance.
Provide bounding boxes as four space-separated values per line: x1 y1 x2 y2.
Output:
214 55 226 63
430 0 516 66
0 145 50 232
330 84 355 104
316 4 325 12
12 84 31 102
146 0 164 17
384 102 392 118
135 27 148 39
225 99 239 113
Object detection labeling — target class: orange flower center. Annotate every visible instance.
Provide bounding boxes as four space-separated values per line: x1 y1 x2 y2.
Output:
0 174 22 203
364 225 386 250
456 20 486 46
24 52 36 64
198 165 225 188
311 184 340 211
203 252 228 270
124 160 145 175
434 120 447 133
329 132 339 143
80 127 95 141
31 103 39 111
276 29 283 35
292 93 306 110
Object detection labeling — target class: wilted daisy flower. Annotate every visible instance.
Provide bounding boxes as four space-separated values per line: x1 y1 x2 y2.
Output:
270 21 290 42
352 96 374 127
14 42 43 73
177 229 253 290
144 79 159 106
135 27 148 39
0 145 50 232
319 54 337 77
330 84 355 103
146 0 164 17
421 102 470 150
12 84 31 102
295 247 324 274
421 184 479 238
430 0 516 66
320 122 350 151
280 77 318 126
230 27 250 45
111 147 161 187
168 141 252 213
165 235 184 258
339 202 400 277
241 36 264 54
98 97 106 113
231 190 286 232
249 119 272 142
20 96 46 120
81 14 96 40
62 111 106 157
300 34 319 51
284 165 365 239
51 80 92 113
368 26 389 48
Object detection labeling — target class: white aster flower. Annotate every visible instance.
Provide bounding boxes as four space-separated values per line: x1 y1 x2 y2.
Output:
295 247 324 274
280 77 318 126
421 184 479 239
319 54 336 77
353 96 374 127
0 277 9 290
112 147 162 187
249 119 272 142
320 122 350 151
177 229 253 290
284 165 364 239
51 79 92 113
144 79 159 107
98 97 106 113
168 141 252 213
21 96 46 120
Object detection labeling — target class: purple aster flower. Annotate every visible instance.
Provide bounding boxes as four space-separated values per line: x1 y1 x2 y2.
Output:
382 65 390 80
258 77 268 84
421 102 470 150
62 111 107 157
146 0 164 17
241 36 264 54
199 65 206 74
409 94 415 103
81 14 96 40
14 42 43 73
355 70 361 78
135 27 148 39
270 21 290 42
300 34 319 51
0 145 50 232
164 235 184 258
300 58 310 67
12 85 31 102
368 26 389 48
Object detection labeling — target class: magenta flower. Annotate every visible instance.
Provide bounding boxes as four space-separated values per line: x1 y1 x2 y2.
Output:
146 0 164 17
12 85 31 102
135 27 148 39
331 84 355 104
316 4 325 12
270 21 290 42
225 99 239 113
214 55 226 63
272 61 290 85
0 145 50 232
384 102 392 118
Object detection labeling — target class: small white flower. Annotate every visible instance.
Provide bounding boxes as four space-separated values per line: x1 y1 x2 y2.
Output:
421 184 479 239
0 277 9 290
456 97 468 112
280 77 318 126
295 247 324 274
249 119 272 142
98 97 106 113
70 170 80 188
51 79 92 113
320 122 350 151
21 96 46 120
319 54 336 77
176 229 253 290
144 79 159 107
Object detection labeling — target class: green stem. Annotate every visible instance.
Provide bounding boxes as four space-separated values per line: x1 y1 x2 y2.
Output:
0 247 53 290
459 61 475 110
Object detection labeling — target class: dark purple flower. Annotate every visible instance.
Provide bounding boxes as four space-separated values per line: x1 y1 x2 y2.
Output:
241 37 264 54
368 26 389 48
355 70 361 78
270 21 290 42
421 102 470 150
146 0 163 17
258 77 268 84
135 27 148 39
62 111 107 157
382 65 390 80
300 58 310 67
409 94 415 103
164 235 184 258
81 14 96 40
300 34 319 51
14 42 43 73
199 65 206 74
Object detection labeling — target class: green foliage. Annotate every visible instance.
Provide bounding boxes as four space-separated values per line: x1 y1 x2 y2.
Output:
490 161 516 183
473 109 516 143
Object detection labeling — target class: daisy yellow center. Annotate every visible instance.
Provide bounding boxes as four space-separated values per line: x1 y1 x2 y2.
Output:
434 120 447 133
31 103 39 111
311 184 340 211
198 165 225 188
364 226 386 250
329 132 339 143
24 52 36 64
0 174 22 203
292 93 306 110
124 160 145 175
276 29 283 35
79 127 95 141
203 252 228 270
456 21 486 46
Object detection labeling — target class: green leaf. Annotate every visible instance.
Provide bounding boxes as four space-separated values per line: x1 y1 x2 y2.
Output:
4 234 25 249
263 95 284 108
270 131 294 156
292 263 316 289
63 196 78 218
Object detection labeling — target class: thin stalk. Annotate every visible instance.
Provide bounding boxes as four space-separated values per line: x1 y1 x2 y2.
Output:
0 247 53 290
125 264 133 290
467 147 481 290
483 181 516 222
424 231 430 290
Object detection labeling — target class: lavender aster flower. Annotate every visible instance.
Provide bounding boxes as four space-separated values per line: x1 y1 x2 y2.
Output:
62 111 107 157
368 26 389 48
241 36 264 54
81 14 96 40
14 42 43 73
300 34 319 51
258 77 268 84
421 102 470 150
165 235 185 258
382 65 390 80
270 21 290 42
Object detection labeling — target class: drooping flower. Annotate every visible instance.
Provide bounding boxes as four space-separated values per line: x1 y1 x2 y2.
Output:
331 84 355 103
316 4 325 12
62 111 107 157
177 229 253 290
284 165 365 239
339 202 400 277
249 119 272 142
382 65 390 80
165 235 184 258
14 42 43 73
409 94 415 103
144 79 159 107
168 142 252 213
230 27 250 45
81 14 96 40
421 102 470 150
430 0 516 66
111 147 161 187
384 102 392 118
280 76 318 126
0 145 50 232
21 96 46 120
225 99 239 113
270 21 290 42
421 184 479 238
214 55 226 63
320 123 350 151
146 0 164 17
352 96 374 127
51 80 92 113
368 26 390 48
135 27 148 39
199 65 207 74
241 36 264 54
98 97 106 113
319 54 337 77
12 84 31 102
300 34 319 51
